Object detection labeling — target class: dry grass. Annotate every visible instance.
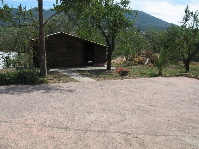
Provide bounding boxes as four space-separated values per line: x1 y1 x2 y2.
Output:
74 62 199 80
0 68 16 73
45 71 78 83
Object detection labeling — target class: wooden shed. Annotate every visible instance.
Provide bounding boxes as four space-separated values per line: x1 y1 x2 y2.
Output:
32 32 107 68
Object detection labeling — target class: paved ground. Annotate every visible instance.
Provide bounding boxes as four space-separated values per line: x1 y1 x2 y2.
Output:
0 77 199 149
50 66 115 82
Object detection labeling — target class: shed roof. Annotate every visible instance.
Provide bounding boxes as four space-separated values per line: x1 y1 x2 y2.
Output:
45 32 107 48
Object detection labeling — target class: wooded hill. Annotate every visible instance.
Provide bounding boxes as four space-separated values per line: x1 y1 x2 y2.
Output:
133 11 173 31
0 9 173 31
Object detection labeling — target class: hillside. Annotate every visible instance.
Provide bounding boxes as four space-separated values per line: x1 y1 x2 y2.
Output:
133 11 173 31
0 9 173 31
44 10 173 31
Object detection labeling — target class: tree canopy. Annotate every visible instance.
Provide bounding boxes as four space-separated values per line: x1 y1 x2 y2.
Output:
56 0 136 69
166 6 199 72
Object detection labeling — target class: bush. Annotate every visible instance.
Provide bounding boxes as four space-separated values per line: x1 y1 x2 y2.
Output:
0 69 47 85
116 67 130 76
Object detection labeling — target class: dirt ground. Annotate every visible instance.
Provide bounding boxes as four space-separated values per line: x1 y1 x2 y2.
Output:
0 77 199 149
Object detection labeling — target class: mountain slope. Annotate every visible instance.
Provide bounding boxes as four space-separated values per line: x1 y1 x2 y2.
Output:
130 11 173 31
0 9 173 31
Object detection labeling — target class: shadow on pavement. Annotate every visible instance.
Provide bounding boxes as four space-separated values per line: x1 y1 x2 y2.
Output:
0 84 76 95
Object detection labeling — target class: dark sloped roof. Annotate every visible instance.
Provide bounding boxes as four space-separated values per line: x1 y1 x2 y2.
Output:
46 32 107 47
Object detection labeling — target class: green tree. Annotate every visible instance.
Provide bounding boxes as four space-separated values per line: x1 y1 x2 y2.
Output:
0 26 35 68
114 29 149 61
45 13 75 35
172 6 199 72
0 1 39 69
56 0 136 70
0 0 49 76
0 0 13 23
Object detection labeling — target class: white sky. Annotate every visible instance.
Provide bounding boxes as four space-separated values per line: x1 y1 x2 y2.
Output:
130 0 199 25
1 0 199 25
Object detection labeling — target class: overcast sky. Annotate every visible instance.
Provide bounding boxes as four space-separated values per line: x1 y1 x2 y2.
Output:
2 0 199 25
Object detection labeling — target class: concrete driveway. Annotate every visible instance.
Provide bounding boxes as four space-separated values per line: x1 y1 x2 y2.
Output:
0 77 199 149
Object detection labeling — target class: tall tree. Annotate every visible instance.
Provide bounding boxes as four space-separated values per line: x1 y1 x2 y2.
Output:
171 6 199 72
114 29 149 60
56 0 135 70
38 0 47 76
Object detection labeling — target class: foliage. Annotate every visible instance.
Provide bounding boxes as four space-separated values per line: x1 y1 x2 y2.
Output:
45 13 75 35
0 2 39 68
74 62 199 81
0 1 14 23
168 6 199 72
145 28 178 76
114 29 149 59
0 2 34 26
153 48 169 76
0 26 34 67
0 69 47 85
56 0 136 70
0 26 35 52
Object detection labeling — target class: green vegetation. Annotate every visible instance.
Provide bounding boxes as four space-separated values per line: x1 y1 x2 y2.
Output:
168 6 199 72
130 11 173 31
0 9 172 32
55 0 136 70
74 62 199 81
0 1 199 84
0 69 77 85
0 62 199 86
0 69 46 85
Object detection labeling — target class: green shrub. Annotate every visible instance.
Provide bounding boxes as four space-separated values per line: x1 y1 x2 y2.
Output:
0 69 47 85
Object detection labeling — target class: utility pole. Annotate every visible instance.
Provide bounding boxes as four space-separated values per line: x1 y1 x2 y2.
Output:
38 0 47 76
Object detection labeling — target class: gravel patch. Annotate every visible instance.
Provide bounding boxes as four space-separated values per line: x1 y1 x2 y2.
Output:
0 77 199 148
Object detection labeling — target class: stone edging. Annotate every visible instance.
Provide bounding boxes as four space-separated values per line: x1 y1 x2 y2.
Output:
175 73 199 80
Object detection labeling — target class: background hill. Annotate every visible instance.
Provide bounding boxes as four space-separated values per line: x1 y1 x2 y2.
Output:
44 10 173 31
0 9 173 31
133 11 173 31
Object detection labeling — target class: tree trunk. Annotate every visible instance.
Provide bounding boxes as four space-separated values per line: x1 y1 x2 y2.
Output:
158 69 163 76
106 46 112 70
106 35 115 70
183 58 191 72
38 0 47 77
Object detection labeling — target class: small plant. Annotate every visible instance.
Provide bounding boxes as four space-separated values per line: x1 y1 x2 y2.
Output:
116 67 130 76
153 47 171 76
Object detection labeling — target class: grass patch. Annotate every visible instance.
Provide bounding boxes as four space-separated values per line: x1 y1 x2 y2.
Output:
0 62 198 85
0 69 78 85
74 62 199 80
187 62 199 76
